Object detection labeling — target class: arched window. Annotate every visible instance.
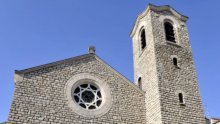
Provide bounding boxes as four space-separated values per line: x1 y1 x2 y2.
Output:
178 93 184 104
140 29 146 50
138 77 142 90
173 57 178 66
164 22 175 43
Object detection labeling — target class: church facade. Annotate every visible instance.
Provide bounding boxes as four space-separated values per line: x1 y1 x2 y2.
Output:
7 4 205 124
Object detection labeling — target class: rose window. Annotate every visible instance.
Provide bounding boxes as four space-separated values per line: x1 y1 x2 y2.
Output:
72 83 102 110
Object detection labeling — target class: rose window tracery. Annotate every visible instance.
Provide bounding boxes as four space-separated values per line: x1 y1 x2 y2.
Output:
72 83 102 110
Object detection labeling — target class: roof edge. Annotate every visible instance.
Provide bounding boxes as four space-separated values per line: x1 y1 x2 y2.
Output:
130 4 188 37
15 53 95 74
94 55 145 95
14 53 145 95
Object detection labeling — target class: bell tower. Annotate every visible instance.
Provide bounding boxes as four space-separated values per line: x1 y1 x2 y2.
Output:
130 4 205 124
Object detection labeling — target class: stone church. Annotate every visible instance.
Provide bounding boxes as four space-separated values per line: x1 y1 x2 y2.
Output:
7 4 206 124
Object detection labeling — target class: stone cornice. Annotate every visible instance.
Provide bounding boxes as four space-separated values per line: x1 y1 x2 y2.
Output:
130 4 188 37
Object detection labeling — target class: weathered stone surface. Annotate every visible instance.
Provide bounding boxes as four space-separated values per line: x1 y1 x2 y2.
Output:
7 4 206 124
8 55 146 124
131 4 205 124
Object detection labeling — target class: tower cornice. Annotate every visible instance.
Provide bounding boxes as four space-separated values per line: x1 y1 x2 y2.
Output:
130 4 188 37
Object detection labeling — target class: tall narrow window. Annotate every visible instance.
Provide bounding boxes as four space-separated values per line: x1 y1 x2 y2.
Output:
140 29 146 50
178 93 184 104
164 22 176 43
138 77 142 90
173 57 178 66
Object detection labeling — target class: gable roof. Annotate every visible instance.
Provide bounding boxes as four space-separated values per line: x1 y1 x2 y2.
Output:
14 53 145 94
15 53 93 74
130 4 188 37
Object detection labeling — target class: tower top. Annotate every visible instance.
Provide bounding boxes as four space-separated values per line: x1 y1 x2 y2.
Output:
130 4 188 37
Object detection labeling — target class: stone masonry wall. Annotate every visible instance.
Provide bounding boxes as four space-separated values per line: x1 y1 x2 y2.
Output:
132 11 162 124
131 6 205 123
8 55 146 124
150 10 205 123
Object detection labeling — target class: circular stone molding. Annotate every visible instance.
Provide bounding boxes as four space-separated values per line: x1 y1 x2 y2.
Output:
64 73 112 118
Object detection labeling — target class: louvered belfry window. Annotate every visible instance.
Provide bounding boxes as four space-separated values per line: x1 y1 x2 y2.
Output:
165 22 176 43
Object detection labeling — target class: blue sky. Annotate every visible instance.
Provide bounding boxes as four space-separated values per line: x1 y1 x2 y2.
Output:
0 0 220 122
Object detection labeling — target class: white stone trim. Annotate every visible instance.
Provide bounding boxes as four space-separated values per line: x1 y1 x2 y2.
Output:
14 73 24 83
64 73 112 118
